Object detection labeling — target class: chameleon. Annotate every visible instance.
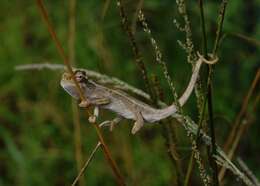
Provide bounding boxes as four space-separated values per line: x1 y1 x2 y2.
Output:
60 53 218 134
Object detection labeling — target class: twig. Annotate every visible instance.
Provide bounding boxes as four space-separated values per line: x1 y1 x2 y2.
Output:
184 0 209 184
71 142 102 186
68 1 84 185
152 75 184 185
237 157 260 186
184 99 207 186
212 0 228 55
35 0 86 104
138 10 181 109
131 0 144 34
219 69 260 181
222 32 260 48
35 1 125 185
206 1 229 185
116 0 154 100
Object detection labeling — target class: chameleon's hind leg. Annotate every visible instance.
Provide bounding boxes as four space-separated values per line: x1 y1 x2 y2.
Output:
131 111 144 134
99 116 122 131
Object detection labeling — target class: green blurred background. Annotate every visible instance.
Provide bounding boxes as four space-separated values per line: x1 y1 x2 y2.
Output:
0 0 259 185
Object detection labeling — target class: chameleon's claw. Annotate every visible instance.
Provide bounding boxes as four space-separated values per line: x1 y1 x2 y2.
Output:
109 122 116 131
99 121 111 127
88 115 96 123
79 100 90 107
99 120 116 131
99 117 122 131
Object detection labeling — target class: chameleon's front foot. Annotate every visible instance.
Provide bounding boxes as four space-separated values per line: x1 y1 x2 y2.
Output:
88 115 97 123
78 100 90 107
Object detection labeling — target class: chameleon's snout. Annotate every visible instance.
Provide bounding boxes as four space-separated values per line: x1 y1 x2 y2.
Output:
60 74 80 99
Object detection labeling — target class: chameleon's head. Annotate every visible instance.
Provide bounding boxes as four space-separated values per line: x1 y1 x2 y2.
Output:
60 70 88 99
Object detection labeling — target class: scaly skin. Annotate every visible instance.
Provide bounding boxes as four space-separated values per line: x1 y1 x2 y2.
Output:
60 53 218 134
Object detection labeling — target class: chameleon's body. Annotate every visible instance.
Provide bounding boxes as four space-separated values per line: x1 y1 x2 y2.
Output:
60 54 216 134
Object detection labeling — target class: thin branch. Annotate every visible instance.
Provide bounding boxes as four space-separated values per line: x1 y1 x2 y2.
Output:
184 0 209 184
219 69 260 181
222 32 260 48
131 0 144 34
35 1 125 185
116 0 155 100
212 0 228 55
36 0 86 104
138 10 181 109
71 142 102 186
68 1 84 185
206 1 229 185
237 158 260 186
223 69 260 152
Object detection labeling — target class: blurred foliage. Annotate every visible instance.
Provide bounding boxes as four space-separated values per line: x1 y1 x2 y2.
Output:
0 0 259 185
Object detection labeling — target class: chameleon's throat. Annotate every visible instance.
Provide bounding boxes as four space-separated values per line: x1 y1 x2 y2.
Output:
60 80 80 99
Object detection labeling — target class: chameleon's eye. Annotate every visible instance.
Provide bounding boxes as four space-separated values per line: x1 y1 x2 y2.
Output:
75 71 88 83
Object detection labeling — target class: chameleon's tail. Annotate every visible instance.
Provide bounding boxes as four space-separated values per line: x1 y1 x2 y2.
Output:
147 58 204 122
148 53 218 122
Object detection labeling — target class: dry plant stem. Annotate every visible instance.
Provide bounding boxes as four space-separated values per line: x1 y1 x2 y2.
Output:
91 122 125 186
36 1 125 185
72 102 84 185
207 84 219 186
174 0 212 184
212 0 228 55
139 11 186 184
225 32 260 47
202 1 218 184
199 0 208 55
131 0 144 34
219 69 260 181
175 0 205 112
116 0 154 99
206 1 229 185
71 142 102 186
68 1 84 185
223 69 260 152
36 0 86 106
184 99 207 186
152 76 184 185
139 9 212 185
184 0 209 184
237 158 260 186
138 10 180 108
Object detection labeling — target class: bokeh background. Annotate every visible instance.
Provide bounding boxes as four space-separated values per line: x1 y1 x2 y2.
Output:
0 1 259 185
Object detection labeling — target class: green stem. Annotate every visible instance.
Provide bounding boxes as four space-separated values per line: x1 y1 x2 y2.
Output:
199 0 208 56
184 94 207 186
198 0 222 185
207 80 219 186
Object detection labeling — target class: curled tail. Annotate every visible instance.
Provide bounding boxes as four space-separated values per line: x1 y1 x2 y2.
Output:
148 53 218 122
